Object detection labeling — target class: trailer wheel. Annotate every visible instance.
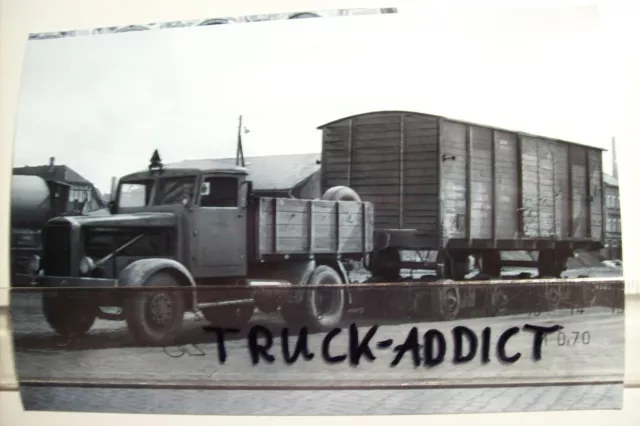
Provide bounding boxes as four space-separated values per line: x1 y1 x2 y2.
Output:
281 265 346 331
124 271 185 346
434 284 460 321
42 291 97 338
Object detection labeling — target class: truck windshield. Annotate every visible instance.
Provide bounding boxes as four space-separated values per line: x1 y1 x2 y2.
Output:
153 176 197 205
118 180 152 208
117 176 197 208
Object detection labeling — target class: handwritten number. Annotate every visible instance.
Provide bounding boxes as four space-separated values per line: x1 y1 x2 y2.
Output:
545 331 590 347
571 331 579 346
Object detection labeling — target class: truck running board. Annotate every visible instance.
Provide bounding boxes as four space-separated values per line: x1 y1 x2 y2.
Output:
196 299 255 310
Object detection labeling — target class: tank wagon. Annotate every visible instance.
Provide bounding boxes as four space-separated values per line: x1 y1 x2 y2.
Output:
319 111 605 281
10 175 71 287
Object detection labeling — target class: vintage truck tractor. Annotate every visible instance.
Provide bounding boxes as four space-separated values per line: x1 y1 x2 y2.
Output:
36 151 372 346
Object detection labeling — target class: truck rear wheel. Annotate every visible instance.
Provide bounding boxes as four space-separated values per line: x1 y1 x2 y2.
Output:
124 271 186 346
281 265 346 332
42 291 97 338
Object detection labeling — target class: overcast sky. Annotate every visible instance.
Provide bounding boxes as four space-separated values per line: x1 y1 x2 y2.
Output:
12 5 613 194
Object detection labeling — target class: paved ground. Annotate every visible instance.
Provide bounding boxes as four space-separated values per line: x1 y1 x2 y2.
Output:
7 267 626 415
18 383 623 415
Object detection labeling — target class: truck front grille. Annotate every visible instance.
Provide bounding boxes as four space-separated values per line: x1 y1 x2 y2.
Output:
42 223 72 276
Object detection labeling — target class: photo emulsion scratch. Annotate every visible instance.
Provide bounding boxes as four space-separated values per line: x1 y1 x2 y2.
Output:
6 4 625 416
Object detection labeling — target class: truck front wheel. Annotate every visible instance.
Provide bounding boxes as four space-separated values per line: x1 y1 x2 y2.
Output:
42 291 97 338
124 271 186 346
281 265 346 332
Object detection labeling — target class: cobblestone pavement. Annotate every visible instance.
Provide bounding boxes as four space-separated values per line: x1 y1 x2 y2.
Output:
8 288 625 415
19 383 622 415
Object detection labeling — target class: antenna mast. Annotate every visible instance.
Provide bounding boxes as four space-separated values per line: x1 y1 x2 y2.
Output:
236 115 245 167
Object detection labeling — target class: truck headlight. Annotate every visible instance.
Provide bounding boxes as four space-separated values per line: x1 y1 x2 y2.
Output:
79 256 95 275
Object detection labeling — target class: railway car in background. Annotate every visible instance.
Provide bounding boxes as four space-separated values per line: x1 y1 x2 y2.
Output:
319 111 605 317
10 175 71 287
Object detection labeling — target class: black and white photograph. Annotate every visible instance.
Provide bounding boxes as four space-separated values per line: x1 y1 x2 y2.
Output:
6 3 626 416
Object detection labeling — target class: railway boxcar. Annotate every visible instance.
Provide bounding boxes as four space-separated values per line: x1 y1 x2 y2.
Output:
319 111 605 280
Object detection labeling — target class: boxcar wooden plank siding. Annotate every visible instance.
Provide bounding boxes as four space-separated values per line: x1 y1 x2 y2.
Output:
520 136 556 238
402 114 439 230
569 145 589 239
469 126 493 239
257 198 373 256
439 120 468 240
318 110 605 252
320 112 440 232
588 150 604 240
494 131 519 239
553 142 570 239
538 138 556 238
351 115 401 230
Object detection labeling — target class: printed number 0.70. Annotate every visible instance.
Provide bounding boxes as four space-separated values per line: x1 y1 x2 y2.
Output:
545 331 590 346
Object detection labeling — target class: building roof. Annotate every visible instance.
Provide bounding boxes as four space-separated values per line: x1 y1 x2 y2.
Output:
13 165 93 185
13 164 106 209
603 173 618 187
166 153 321 191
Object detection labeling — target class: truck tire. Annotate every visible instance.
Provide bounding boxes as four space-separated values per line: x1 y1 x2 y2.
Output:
321 186 362 202
42 291 97 338
124 271 186 346
281 265 346 332
201 304 255 330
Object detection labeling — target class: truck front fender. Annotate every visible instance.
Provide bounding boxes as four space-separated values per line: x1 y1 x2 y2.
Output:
117 258 197 310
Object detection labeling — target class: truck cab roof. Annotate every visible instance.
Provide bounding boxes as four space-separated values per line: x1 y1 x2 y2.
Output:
119 166 248 182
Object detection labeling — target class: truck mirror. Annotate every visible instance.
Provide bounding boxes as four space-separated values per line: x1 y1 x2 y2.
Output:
201 182 211 196
239 181 249 208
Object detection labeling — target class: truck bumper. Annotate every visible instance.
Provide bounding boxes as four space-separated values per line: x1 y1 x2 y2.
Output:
10 251 40 287
11 273 38 287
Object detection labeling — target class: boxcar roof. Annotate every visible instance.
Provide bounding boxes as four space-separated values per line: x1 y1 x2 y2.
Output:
166 153 321 191
317 110 606 151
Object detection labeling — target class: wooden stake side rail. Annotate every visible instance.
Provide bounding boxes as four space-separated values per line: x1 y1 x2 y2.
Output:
257 197 374 257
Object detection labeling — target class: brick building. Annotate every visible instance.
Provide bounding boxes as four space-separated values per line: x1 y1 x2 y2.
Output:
603 138 622 260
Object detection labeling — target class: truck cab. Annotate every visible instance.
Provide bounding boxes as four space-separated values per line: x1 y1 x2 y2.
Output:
109 163 252 278
37 150 363 346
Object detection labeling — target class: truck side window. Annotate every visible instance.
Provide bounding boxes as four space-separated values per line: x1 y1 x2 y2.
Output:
201 177 238 207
